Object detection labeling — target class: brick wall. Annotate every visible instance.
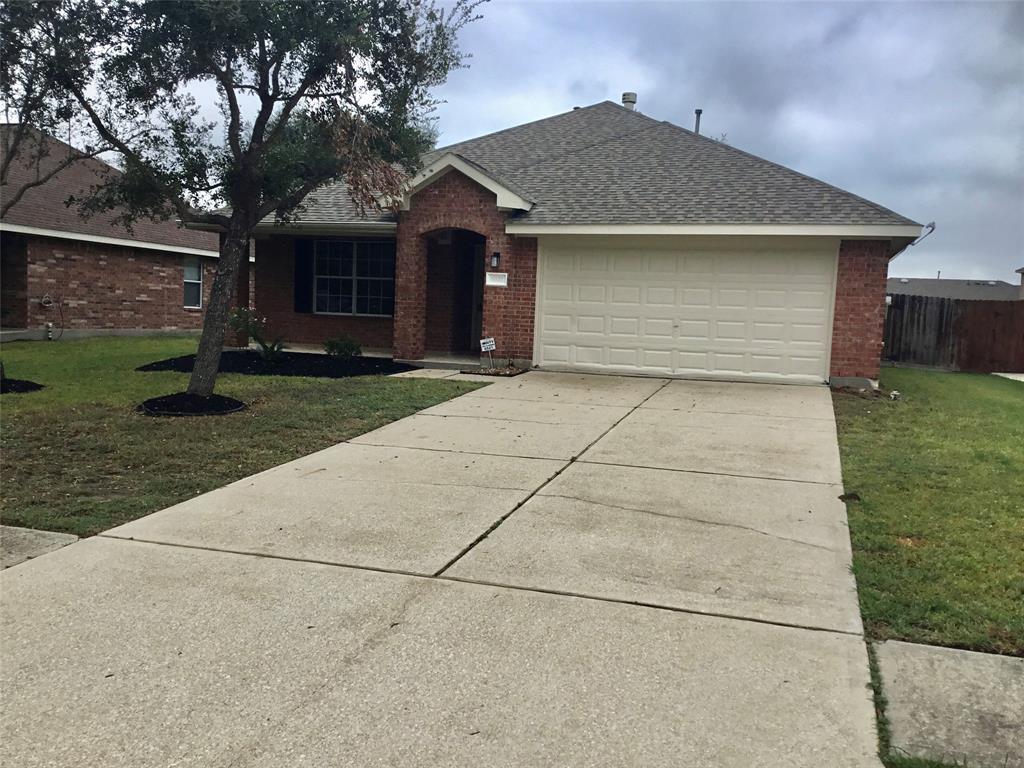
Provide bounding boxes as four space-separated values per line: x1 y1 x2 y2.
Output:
830 239 891 380
2 233 221 331
255 236 394 349
394 170 538 361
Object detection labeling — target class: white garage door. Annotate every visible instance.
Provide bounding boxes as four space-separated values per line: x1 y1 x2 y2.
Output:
534 237 838 383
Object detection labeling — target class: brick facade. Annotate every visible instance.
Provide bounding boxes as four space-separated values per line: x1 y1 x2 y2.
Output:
1 231 220 332
829 239 891 380
394 170 538 361
254 236 394 349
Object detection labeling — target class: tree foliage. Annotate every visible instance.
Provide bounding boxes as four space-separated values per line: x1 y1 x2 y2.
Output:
0 1 112 216
2 0 480 396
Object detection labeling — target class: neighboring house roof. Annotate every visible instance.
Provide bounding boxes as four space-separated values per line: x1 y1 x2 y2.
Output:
1 125 218 255
280 100 919 230
887 277 1020 301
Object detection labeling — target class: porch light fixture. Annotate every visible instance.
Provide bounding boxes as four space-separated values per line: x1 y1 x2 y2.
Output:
490 251 500 268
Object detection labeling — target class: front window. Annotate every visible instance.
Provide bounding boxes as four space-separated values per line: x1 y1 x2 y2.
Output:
314 240 395 317
183 257 203 308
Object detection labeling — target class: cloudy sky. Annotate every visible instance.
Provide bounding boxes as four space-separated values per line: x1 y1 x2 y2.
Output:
427 0 1023 282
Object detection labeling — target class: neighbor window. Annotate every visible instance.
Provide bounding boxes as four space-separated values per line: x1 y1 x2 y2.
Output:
314 240 396 317
183 257 203 308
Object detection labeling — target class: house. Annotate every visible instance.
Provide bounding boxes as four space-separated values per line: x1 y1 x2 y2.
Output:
1 126 221 339
247 95 922 386
887 276 1023 301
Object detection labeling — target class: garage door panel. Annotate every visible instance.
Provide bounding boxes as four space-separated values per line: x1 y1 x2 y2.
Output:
542 314 572 333
609 317 640 336
577 285 607 303
610 285 641 304
544 282 573 302
572 315 601 334
537 240 836 382
578 252 610 272
608 348 640 366
646 286 676 305
541 343 571 363
682 288 713 307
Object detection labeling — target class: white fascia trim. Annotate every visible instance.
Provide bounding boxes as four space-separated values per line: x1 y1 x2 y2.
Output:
401 153 533 212
0 222 219 257
504 223 923 238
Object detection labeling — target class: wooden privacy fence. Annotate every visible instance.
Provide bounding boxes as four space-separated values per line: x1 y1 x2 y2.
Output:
884 295 1024 372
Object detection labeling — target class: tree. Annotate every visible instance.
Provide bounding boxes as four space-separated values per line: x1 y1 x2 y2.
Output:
13 0 480 396
0 1 113 217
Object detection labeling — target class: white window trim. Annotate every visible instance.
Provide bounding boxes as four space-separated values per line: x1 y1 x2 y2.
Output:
313 240 396 318
183 256 203 309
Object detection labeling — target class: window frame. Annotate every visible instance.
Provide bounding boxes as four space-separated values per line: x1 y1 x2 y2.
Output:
183 256 203 309
312 240 396 318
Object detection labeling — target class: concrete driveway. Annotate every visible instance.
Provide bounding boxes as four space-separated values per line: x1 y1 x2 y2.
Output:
0 372 879 767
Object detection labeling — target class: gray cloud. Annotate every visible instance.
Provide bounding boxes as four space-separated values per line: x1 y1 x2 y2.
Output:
432 0 1023 281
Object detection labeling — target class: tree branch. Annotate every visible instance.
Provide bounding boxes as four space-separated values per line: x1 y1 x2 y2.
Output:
203 53 243 162
65 81 227 228
1 143 108 217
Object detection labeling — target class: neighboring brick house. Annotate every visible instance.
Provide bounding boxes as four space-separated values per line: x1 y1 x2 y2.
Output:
246 96 921 386
1 126 223 337
887 275 1023 301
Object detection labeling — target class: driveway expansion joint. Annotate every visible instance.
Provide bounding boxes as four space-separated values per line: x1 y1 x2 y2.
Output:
93 533 864 639
432 378 673 577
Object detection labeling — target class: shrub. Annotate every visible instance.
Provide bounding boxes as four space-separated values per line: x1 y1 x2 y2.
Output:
229 307 285 365
324 335 362 362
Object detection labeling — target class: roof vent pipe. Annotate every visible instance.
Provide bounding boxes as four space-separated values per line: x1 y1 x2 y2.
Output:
694 108 703 134
621 92 637 110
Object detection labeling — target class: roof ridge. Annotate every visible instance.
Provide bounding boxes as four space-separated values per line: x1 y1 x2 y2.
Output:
500 117 662 176
650 117 920 226
429 100 650 159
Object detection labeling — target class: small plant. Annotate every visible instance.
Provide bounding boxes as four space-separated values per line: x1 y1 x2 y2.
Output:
229 307 285 365
324 335 362 362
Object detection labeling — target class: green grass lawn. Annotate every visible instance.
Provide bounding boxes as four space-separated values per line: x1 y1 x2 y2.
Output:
833 368 1024 657
0 336 483 537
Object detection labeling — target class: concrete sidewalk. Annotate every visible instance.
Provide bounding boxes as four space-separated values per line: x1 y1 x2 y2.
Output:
0 372 880 767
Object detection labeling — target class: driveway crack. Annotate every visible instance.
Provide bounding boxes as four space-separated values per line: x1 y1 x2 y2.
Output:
536 493 836 552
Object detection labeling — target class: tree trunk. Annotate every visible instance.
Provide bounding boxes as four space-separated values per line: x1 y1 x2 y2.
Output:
186 219 248 397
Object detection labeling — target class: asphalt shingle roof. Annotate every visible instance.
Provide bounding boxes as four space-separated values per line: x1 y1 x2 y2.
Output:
283 100 919 228
1 126 218 251
287 183 395 226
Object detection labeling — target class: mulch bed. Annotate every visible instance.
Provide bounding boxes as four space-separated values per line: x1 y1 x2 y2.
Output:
139 392 247 417
137 350 416 379
1 378 44 394
462 366 528 377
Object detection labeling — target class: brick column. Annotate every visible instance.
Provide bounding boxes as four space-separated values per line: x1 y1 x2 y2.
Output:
393 229 427 359
829 239 890 381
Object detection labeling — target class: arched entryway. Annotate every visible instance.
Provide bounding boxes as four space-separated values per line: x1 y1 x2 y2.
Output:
424 228 486 356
